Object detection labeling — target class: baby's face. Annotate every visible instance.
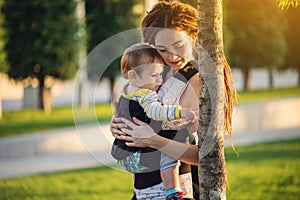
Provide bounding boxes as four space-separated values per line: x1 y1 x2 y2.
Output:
135 63 164 91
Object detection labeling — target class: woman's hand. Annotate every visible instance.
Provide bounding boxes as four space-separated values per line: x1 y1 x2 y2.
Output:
121 117 199 165
119 117 157 147
110 116 128 138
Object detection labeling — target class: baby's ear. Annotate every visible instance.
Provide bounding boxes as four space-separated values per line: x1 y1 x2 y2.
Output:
127 70 137 80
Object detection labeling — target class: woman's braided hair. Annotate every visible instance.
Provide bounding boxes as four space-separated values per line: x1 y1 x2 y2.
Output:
141 1 238 139
142 1 198 45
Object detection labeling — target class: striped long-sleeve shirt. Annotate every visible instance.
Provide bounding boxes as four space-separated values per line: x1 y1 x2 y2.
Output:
124 88 181 121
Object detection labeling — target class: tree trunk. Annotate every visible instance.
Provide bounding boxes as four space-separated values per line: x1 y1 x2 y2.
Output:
145 0 158 12
0 91 2 120
198 0 227 200
109 77 116 103
77 75 89 108
0 75 2 120
38 75 52 113
268 67 274 89
76 0 88 108
242 67 251 91
298 68 300 86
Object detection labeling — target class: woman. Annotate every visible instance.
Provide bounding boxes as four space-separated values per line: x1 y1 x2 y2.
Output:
110 1 236 200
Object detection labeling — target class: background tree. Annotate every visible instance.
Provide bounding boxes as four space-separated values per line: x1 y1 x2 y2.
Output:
0 0 6 73
198 0 227 199
224 0 287 90
179 0 197 7
282 7 300 85
0 0 8 119
85 0 143 101
277 0 300 8
2 0 78 112
256 1 287 89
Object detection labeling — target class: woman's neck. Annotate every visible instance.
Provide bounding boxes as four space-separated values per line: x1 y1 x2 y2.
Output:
165 68 177 80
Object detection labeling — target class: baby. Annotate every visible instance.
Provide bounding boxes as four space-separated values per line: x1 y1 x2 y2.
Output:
111 43 196 199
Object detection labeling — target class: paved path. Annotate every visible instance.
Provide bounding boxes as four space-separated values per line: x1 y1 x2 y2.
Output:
0 123 115 179
0 122 300 179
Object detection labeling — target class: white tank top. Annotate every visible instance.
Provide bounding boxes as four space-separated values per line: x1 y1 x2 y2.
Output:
158 63 198 130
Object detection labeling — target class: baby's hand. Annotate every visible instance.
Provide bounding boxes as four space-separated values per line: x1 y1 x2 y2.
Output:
180 107 199 122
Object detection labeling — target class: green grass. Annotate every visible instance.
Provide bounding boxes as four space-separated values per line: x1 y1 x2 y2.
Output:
0 165 133 200
0 138 299 200
226 138 300 200
237 86 300 103
0 86 300 138
0 104 113 138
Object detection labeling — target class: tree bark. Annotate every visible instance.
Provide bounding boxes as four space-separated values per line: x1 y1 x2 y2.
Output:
77 74 89 108
197 0 227 199
0 75 2 120
242 67 251 91
298 68 300 86
76 0 89 108
0 91 2 120
109 77 116 102
268 67 274 89
38 75 52 113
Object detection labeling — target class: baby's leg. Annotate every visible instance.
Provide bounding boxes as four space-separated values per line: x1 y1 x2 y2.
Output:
161 154 193 199
160 164 180 190
161 153 183 198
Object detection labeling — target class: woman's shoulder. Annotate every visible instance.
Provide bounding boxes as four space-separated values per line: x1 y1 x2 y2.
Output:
190 72 199 83
174 62 198 83
186 73 199 95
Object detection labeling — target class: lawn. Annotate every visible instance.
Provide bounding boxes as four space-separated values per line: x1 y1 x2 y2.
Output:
225 138 300 200
0 103 113 138
237 86 300 103
0 86 300 138
0 138 299 200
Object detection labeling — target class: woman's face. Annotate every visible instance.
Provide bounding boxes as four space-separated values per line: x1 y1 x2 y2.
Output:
154 29 194 71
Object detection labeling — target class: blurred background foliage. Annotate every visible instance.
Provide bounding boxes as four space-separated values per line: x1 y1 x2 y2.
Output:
0 0 299 112
1 0 79 112
224 0 287 90
85 0 143 101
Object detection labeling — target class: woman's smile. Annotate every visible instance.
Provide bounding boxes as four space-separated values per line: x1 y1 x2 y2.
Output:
170 58 183 65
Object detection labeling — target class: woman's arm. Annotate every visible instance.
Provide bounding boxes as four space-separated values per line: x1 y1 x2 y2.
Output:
119 117 199 166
